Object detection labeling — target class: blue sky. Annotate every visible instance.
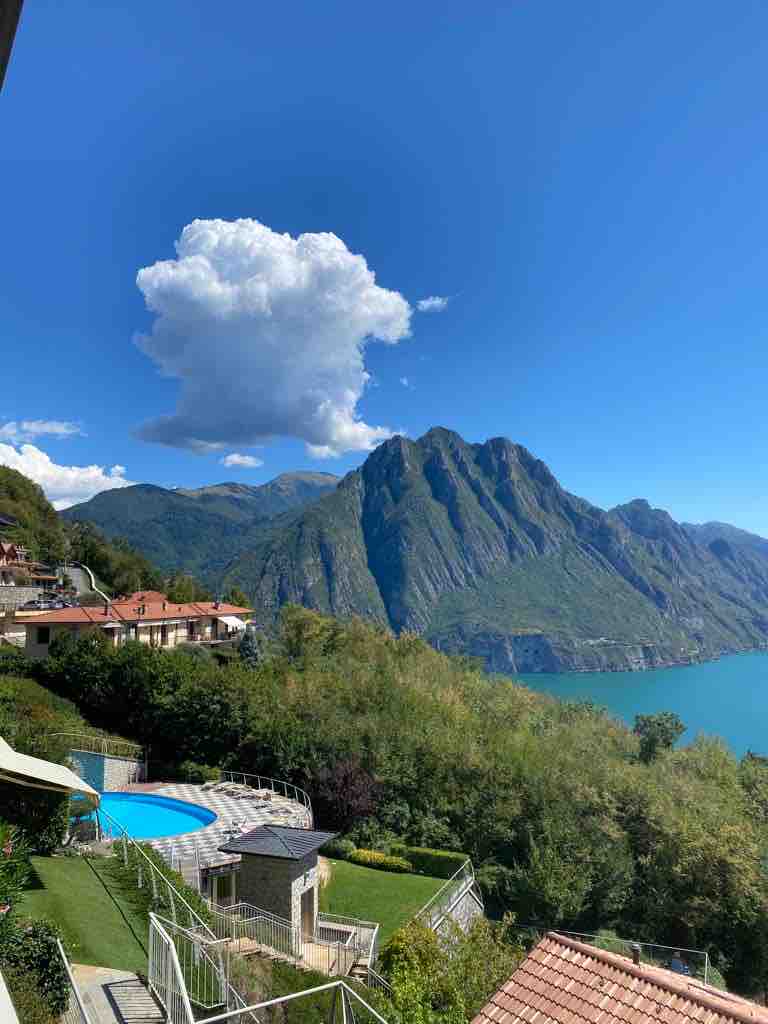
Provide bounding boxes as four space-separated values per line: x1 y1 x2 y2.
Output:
2 1 768 531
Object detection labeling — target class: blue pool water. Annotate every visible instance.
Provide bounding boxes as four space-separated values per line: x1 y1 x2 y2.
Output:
91 792 217 839
519 649 768 758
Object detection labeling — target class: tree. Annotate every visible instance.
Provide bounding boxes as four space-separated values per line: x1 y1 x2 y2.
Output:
314 757 381 831
634 711 685 763
380 917 524 1023
224 586 250 607
239 627 261 669
166 574 211 603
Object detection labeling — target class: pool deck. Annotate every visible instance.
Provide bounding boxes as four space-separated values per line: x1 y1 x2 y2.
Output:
115 781 311 869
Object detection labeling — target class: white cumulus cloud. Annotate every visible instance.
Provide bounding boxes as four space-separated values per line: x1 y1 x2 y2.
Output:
416 295 449 313
220 452 263 469
135 218 413 458
0 420 82 443
0 442 134 510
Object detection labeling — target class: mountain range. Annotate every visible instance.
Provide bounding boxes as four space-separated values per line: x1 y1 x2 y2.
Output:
60 472 339 583
61 430 768 672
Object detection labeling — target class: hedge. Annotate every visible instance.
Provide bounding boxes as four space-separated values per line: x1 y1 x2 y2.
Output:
347 849 413 873
389 844 468 879
319 837 356 860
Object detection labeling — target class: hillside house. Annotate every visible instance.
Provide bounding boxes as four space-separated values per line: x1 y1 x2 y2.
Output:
0 540 58 588
23 590 252 658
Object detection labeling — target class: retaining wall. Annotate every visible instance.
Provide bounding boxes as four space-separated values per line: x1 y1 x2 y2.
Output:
68 749 145 791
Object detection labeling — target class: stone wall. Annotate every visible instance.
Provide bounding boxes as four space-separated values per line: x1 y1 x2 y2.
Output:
237 851 318 936
68 749 144 792
0 586 45 610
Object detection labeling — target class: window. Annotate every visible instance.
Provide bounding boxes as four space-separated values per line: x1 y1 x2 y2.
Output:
160 624 168 646
37 626 50 645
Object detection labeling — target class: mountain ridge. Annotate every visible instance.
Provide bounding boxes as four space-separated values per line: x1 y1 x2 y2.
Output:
59 431 768 673
60 471 339 580
219 428 768 672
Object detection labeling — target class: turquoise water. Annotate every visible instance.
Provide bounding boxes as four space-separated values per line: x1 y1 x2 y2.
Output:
519 650 768 758
89 793 217 839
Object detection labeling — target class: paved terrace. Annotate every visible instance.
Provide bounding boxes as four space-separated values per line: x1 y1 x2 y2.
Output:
121 781 312 867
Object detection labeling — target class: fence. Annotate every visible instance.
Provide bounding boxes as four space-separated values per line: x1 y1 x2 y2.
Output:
413 859 481 931
219 770 313 827
219 770 313 826
513 926 711 984
57 939 92 1024
51 731 144 761
98 806 216 937
147 913 390 1024
208 902 360 978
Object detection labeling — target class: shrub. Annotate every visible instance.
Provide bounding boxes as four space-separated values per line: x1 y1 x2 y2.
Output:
5 968 57 1024
178 761 220 784
319 837 356 860
347 849 413 873
0 919 68 1016
389 843 468 879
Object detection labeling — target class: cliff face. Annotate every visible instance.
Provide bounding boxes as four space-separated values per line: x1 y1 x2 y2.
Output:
222 428 768 671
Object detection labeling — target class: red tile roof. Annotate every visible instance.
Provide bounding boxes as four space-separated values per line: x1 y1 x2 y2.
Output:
472 933 768 1024
25 600 252 626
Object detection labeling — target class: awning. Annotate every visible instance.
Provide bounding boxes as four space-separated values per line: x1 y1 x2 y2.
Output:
0 737 99 801
217 615 246 631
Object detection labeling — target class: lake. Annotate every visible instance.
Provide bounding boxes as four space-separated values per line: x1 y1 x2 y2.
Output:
518 650 768 758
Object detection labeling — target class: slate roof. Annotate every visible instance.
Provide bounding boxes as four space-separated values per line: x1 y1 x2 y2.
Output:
218 825 336 860
472 933 768 1024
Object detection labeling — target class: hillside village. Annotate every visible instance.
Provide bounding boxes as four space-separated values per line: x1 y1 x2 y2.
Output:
5 3 768 1020
3 467 768 1022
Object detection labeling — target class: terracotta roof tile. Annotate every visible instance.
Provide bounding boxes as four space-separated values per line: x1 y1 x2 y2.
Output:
25 598 252 626
472 934 768 1024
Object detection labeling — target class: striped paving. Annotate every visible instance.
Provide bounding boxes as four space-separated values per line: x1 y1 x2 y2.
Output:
145 782 311 868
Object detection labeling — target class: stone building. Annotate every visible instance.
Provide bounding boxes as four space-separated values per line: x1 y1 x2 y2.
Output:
218 825 336 944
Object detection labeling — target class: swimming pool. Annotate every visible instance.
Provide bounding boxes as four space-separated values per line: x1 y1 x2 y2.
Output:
87 792 217 839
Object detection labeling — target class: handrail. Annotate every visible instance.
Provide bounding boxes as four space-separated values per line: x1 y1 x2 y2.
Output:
99 807 216 940
413 858 478 929
57 939 92 1024
197 979 390 1024
149 913 196 1024
51 731 144 760
219 770 313 826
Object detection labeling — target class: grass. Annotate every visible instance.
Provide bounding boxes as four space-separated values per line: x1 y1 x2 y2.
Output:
22 855 149 974
319 859 445 945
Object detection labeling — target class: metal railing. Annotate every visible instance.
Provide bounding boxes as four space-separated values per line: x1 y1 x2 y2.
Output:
219 770 313 826
99 806 216 939
149 914 391 1023
413 858 481 931
51 731 144 761
513 925 711 985
149 913 197 1024
208 902 385 982
58 939 92 1024
209 902 302 963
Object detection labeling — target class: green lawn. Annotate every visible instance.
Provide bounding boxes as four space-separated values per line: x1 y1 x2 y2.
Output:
319 859 445 945
23 856 149 974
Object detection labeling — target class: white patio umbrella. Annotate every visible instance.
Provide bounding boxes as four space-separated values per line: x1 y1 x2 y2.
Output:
0 736 99 801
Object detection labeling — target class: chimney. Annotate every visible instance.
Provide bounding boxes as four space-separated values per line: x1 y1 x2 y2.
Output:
213 600 220 610
162 600 167 611
629 943 641 966
104 600 110 617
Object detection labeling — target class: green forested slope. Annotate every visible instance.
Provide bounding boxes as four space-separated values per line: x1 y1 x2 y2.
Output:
20 607 768 995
